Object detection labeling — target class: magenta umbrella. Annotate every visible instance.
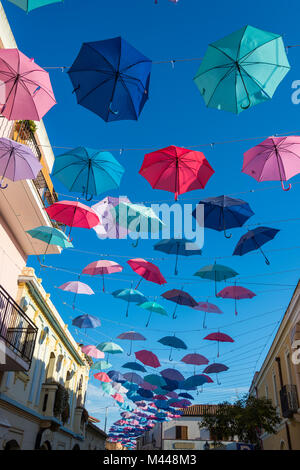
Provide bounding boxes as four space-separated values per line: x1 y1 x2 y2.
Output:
0 48 56 120
0 137 42 189
181 353 209 375
82 259 123 292
135 350 161 368
58 280 95 309
127 258 166 289
203 332 234 358
217 285 256 315
193 301 223 328
117 331 146 356
140 381 158 391
242 136 300 191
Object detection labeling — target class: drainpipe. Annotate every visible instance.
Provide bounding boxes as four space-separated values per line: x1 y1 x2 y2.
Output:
275 357 292 450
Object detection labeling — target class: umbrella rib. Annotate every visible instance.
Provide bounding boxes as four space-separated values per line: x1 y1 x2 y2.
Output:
76 76 114 104
118 76 139 120
206 67 236 108
121 59 151 74
239 36 287 62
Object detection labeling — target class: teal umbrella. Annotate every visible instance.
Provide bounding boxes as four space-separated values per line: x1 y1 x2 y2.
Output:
112 287 147 317
139 301 168 327
90 360 112 371
8 0 63 12
27 226 73 259
194 262 238 296
194 25 290 114
97 342 124 355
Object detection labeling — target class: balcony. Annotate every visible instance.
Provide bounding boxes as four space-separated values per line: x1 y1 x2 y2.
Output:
0 284 38 372
280 385 299 418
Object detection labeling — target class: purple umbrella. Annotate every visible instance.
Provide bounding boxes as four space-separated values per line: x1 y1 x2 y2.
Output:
0 137 42 189
92 196 131 239
160 368 185 382
58 280 95 310
123 372 144 385
161 289 197 319
203 363 229 385
117 331 146 356
140 381 158 391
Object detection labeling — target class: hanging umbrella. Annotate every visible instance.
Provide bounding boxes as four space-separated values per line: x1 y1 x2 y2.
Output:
193 262 238 296
45 200 100 239
0 48 56 120
138 301 168 327
52 147 124 201
154 238 202 275
242 136 300 191
193 195 254 238
140 381 158 391
183 375 209 388
97 342 124 355
81 345 105 359
138 389 154 399
217 285 256 315
112 393 124 403
0 138 42 190
72 314 101 329
26 226 73 259
108 370 125 382
90 360 112 371
203 363 229 385
58 280 94 310
112 382 128 394
158 336 187 361
82 260 123 292
193 301 223 328
68 37 152 122
122 362 147 373
114 201 164 247
139 146 214 201
100 382 114 394
8 0 63 12
160 369 185 382
135 350 161 368
161 289 197 319
94 372 111 382
233 227 280 265
181 353 209 375
143 375 167 388
178 393 194 400
194 25 290 114
117 331 146 356
127 258 166 288
92 196 131 239
204 332 234 357
123 372 144 385
112 287 147 317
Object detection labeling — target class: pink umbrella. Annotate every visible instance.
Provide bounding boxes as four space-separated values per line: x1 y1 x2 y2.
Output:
193 301 223 328
204 332 234 358
45 200 100 239
181 353 209 374
135 350 161 368
127 258 166 288
81 345 105 359
140 381 158 391
217 285 256 315
82 259 123 292
94 372 111 382
112 393 124 403
0 48 56 120
242 136 300 191
58 280 94 309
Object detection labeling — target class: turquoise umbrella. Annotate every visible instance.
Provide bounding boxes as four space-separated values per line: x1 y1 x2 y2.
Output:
8 0 63 12
97 342 124 355
194 262 238 296
90 360 112 371
194 25 290 114
138 301 168 327
27 226 73 259
112 287 147 317
52 147 124 201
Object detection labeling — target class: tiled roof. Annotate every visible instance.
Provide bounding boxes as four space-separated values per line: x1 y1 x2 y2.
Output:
181 404 220 416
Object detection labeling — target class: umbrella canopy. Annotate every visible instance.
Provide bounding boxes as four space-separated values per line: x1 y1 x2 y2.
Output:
217 285 256 315
183 375 209 388
204 332 234 357
94 372 111 382
127 258 166 288
8 0 63 11
68 37 152 122
140 381 158 391
82 259 123 292
52 147 124 201
178 393 194 400
194 195 254 238
92 196 130 239
90 360 112 371
0 137 42 189
194 262 238 296
160 369 185 382
154 238 202 275
158 336 187 361
242 136 300 191
97 341 124 355
135 350 161 368
194 25 290 113
117 331 146 356
203 363 229 385
122 362 147 373
123 372 143 385
81 345 104 359
58 281 94 295
112 287 147 317
138 301 168 327
139 146 215 200
233 227 280 265
193 301 223 328
108 370 125 382
100 382 114 394
72 314 101 329
26 226 73 250
161 289 197 319
45 200 99 238
181 353 209 366
138 389 154 399
112 393 124 403
0 48 56 120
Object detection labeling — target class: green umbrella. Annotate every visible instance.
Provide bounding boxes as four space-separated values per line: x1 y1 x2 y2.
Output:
139 301 168 327
90 360 112 371
113 202 165 247
194 262 238 296
194 25 290 114
27 226 73 260
97 342 124 355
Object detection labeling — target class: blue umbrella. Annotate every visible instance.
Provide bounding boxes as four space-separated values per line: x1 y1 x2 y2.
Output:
154 238 202 274
107 370 125 382
72 314 101 329
52 147 124 201
233 226 280 265
68 37 152 122
138 389 153 399
178 392 194 400
112 287 147 317
184 375 209 388
122 362 147 373
193 195 254 238
158 336 187 361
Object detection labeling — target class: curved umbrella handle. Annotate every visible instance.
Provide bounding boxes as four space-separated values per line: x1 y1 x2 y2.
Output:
109 102 119 116
172 303 178 320
224 228 232 239
146 312 152 328
169 349 173 361
127 341 132 356
281 180 292 191
85 193 94 202
0 181 8 189
203 312 207 329
126 301 130 318
132 238 139 248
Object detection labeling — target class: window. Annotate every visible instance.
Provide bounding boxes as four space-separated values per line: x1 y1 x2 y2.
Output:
176 426 188 440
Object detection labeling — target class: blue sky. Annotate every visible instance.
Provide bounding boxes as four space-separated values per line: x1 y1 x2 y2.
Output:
4 0 300 432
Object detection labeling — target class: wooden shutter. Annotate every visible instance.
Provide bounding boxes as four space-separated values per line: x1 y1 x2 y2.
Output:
176 426 188 440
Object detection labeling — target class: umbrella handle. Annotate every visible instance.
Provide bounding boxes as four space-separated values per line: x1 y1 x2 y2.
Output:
0 181 8 189
85 193 93 202
109 102 119 116
146 312 152 327
281 180 292 191
203 312 207 329
173 303 178 319
132 238 139 248
169 349 173 361
224 228 232 239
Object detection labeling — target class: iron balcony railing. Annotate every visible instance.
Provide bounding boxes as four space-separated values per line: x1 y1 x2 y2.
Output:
280 384 299 418
0 284 38 367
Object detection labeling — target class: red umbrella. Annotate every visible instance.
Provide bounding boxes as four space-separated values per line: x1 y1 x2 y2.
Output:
217 285 256 315
204 332 234 358
135 350 161 368
127 258 166 289
94 372 111 382
45 200 100 239
139 145 215 200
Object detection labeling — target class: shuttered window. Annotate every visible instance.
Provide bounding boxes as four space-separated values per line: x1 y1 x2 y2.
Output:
176 426 188 440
